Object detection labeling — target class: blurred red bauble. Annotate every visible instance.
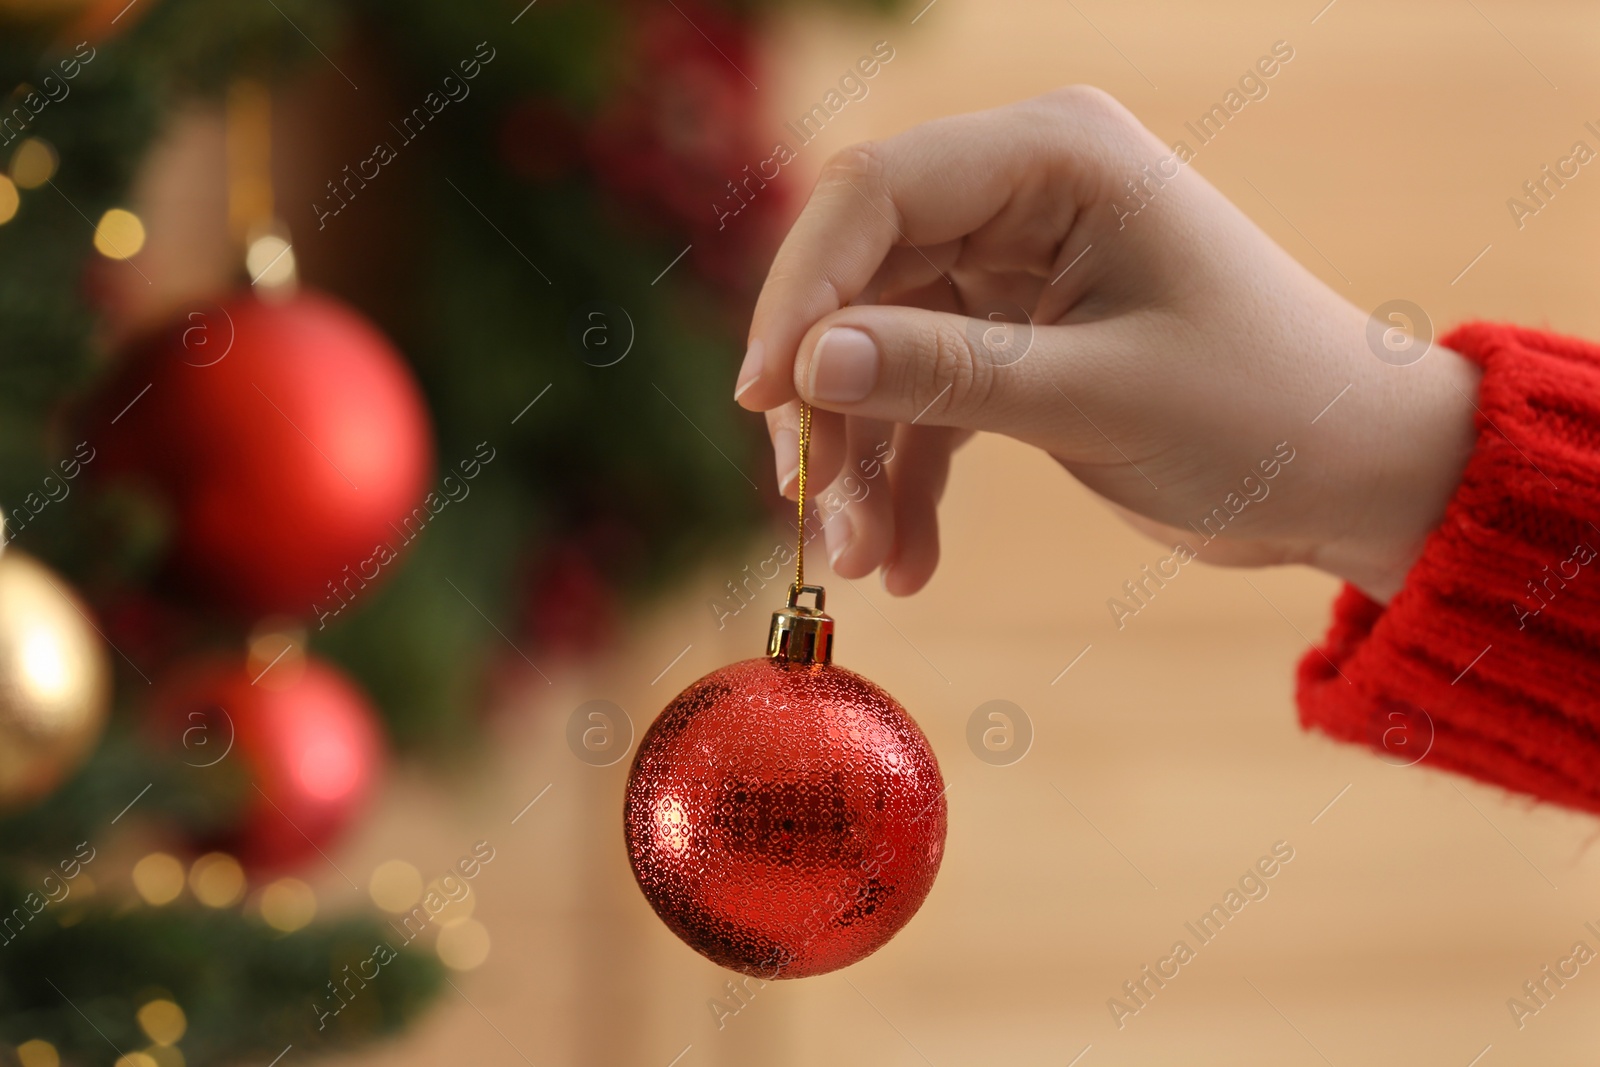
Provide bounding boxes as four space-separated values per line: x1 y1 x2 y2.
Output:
624 596 946 978
88 290 434 619
523 538 620 658
149 652 383 870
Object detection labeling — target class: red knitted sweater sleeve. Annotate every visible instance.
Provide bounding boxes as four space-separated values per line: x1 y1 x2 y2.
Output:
1297 322 1600 812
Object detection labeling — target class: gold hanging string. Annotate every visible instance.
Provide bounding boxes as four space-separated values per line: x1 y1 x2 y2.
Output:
792 402 812 596
767 400 832 663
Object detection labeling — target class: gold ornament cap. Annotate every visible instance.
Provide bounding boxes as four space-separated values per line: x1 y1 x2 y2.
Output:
768 583 834 665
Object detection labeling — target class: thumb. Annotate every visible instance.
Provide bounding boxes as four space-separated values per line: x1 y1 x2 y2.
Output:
792 304 1102 435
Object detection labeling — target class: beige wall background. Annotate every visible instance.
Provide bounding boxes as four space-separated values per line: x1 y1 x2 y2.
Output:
324 3 1600 1066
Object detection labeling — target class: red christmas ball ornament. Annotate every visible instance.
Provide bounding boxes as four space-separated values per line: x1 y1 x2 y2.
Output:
89 290 434 619
625 582 946 978
149 650 383 870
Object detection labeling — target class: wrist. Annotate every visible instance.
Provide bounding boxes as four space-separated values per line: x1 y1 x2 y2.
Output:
1309 344 1483 603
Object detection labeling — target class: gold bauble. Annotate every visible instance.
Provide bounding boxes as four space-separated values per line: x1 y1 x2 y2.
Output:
0 548 110 810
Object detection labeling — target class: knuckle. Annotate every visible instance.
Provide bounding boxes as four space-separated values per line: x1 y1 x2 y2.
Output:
922 319 992 418
1031 84 1153 173
1041 84 1122 118
818 141 884 190
1035 84 1142 145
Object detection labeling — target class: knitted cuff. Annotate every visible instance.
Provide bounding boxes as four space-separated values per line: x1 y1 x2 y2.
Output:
1297 322 1600 813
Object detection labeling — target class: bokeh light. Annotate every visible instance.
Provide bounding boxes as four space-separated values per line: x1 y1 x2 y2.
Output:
245 233 296 288
131 853 185 906
188 852 246 908
136 999 187 1046
368 859 422 913
245 624 305 690
0 176 18 225
259 878 316 932
435 918 490 971
145 1047 185 1067
92 208 147 260
9 137 57 189
16 1039 59 1067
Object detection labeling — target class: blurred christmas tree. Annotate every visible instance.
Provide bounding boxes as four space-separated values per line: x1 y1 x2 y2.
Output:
0 0 885 1060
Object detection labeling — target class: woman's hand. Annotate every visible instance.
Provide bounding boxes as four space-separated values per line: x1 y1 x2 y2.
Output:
736 87 1480 601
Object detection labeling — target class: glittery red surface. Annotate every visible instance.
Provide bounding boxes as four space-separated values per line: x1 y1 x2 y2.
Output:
624 657 947 979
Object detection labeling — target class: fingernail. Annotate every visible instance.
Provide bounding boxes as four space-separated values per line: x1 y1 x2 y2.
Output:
734 339 765 401
825 511 853 567
809 327 878 403
774 428 799 495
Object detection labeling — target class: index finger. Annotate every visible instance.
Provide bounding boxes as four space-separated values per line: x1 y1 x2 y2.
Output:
733 94 1088 412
